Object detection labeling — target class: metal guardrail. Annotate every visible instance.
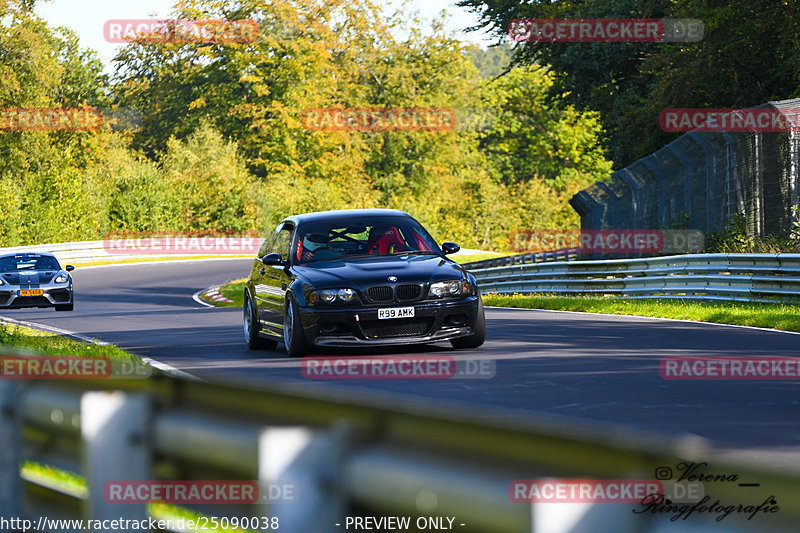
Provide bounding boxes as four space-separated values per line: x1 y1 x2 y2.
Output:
463 248 580 270
472 253 800 302
0 240 114 263
1 375 799 533
0 239 255 265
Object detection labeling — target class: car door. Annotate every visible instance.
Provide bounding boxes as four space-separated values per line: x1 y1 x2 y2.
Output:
257 223 294 332
252 226 279 334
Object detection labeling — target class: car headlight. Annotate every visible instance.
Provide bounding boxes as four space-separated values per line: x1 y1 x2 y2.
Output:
309 288 359 305
429 279 471 298
54 274 69 283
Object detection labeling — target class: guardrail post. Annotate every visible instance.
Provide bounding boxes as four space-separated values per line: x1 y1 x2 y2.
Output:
257 423 354 533
81 390 150 527
0 380 22 521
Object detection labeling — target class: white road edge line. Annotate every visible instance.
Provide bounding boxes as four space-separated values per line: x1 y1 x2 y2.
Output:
0 315 203 381
485 305 800 336
192 288 216 308
140 357 203 382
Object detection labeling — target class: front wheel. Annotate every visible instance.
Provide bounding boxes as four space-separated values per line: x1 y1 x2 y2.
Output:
450 294 485 349
283 295 307 357
244 291 276 350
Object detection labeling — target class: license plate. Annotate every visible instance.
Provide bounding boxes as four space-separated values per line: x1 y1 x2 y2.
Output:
18 289 43 296
378 307 415 320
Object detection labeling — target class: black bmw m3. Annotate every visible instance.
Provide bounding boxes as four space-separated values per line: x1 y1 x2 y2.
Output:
243 209 485 356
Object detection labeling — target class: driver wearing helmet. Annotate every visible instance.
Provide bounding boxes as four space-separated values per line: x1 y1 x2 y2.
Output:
298 232 330 262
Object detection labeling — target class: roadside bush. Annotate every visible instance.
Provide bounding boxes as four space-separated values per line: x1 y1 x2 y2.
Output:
705 213 800 253
160 122 263 234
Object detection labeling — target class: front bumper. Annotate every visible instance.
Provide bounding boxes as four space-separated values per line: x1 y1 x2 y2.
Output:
298 296 480 347
0 286 73 309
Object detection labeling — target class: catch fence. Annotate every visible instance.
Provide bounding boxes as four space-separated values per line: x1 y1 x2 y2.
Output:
570 99 800 247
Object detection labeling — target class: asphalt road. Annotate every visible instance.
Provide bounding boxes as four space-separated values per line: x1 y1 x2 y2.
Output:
4 258 800 453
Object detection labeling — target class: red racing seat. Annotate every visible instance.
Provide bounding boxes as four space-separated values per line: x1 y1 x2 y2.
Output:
367 226 406 254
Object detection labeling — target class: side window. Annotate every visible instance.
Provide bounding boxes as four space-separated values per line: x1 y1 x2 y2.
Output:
257 238 271 258
258 224 281 257
272 225 294 261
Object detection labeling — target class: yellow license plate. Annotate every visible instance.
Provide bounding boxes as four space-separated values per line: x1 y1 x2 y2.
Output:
18 289 44 296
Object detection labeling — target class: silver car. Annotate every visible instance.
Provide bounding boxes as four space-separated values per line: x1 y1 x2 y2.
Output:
0 253 74 311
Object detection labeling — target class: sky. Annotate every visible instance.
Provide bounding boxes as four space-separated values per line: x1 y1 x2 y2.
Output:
34 0 497 75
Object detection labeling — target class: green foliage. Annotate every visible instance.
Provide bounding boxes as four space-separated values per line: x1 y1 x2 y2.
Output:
161 122 263 233
704 213 800 253
0 0 613 251
476 66 612 189
93 137 174 234
465 43 514 79
458 0 800 168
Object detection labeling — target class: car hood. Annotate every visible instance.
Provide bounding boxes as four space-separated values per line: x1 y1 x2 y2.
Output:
293 254 465 287
1 270 58 285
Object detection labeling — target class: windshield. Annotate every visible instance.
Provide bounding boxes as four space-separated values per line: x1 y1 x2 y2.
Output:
295 217 440 263
0 255 61 272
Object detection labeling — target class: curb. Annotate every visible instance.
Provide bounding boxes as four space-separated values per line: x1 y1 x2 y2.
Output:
195 285 234 307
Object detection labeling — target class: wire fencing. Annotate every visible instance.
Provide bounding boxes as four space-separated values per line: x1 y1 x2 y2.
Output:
570 99 800 251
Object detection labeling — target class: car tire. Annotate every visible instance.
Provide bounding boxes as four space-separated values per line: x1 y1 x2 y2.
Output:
283 295 307 357
450 294 485 349
55 303 74 311
244 290 277 350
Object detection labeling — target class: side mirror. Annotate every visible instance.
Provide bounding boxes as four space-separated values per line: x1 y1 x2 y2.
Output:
65 265 75 272
441 242 460 255
261 253 284 266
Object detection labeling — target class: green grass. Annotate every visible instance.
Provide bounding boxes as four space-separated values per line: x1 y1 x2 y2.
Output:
482 293 800 333
0 322 141 363
0 320 152 382
451 252 507 264
199 279 246 307
218 279 246 307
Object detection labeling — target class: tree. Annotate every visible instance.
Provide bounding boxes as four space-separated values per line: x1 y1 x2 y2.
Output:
457 0 800 167
465 42 513 79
